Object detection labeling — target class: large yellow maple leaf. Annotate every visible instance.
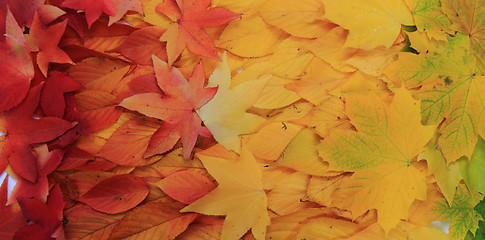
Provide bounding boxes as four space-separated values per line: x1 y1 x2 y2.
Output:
322 0 414 49
180 144 270 240
319 88 435 233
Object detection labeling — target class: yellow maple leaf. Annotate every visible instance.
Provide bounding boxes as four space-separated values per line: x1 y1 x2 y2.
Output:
318 88 435 233
322 0 414 49
197 52 267 153
180 144 270 240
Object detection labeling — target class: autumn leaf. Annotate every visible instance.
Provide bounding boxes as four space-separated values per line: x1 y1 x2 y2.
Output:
294 217 361 239
215 14 288 58
197 52 267 153
319 88 435 232
78 174 149 214
441 0 485 68
387 33 484 162
473 198 485 240
404 0 450 40
40 71 84 118
64 204 125 239
432 183 484 239
96 116 162 166
265 208 332 240
322 0 414 49
15 185 65 240
156 0 240 65
156 170 216 204
8 145 65 205
0 176 26 239
108 197 198 240
1 0 483 238
108 0 143 26
0 9 34 112
1 0 44 28
460 136 485 195
120 55 217 159
0 176 6 207
61 0 116 28
181 144 270 240
27 12 73 77
246 122 302 161
177 216 224 240
276 128 330 176
267 172 312 215
258 0 329 38
74 90 123 131
110 26 167 65
418 132 462 204
150 147 207 177
0 84 75 182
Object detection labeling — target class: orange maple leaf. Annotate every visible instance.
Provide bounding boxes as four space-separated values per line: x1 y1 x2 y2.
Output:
156 0 240 65
120 56 217 159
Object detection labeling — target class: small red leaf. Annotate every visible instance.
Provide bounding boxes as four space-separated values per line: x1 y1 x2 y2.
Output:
78 174 149 214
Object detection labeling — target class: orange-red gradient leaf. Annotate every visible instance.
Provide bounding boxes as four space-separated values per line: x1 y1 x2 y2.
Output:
78 174 149 214
108 198 198 240
158 170 216 204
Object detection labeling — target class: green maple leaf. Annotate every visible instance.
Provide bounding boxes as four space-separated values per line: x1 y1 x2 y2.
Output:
432 183 484 240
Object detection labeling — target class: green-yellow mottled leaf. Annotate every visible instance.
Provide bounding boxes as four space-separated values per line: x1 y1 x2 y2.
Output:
319 88 435 233
385 33 484 162
404 0 451 40
432 183 484 240
441 0 485 69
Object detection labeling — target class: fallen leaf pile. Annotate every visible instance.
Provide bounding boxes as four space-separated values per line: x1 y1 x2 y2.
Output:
0 0 484 239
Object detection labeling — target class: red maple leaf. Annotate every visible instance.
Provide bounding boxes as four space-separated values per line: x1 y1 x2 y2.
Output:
0 84 75 182
0 177 27 240
8 145 65 205
27 12 73 77
1 0 44 28
0 10 34 112
119 55 217 159
61 0 116 28
156 0 240 65
14 185 65 240
40 71 84 118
